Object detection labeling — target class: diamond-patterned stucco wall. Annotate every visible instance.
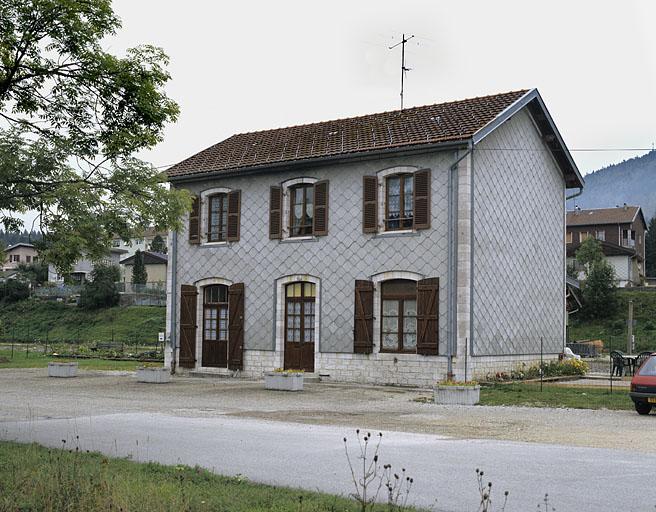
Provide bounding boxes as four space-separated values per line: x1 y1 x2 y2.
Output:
472 109 565 355
173 152 452 354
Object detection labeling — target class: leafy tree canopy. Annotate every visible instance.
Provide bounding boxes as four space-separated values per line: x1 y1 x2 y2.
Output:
0 0 190 272
78 263 120 309
149 233 167 253
575 238 604 270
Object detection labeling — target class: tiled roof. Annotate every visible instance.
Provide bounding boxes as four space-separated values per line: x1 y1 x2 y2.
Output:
167 90 529 179
566 241 637 259
120 251 168 265
566 206 641 227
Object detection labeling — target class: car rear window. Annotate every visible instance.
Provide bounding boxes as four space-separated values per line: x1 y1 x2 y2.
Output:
638 357 656 376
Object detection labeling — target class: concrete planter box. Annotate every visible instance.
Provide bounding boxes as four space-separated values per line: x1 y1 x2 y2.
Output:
48 362 78 378
137 367 171 384
264 372 304 391
434 384 480 405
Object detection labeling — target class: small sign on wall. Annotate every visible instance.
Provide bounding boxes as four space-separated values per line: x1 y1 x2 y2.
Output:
158 332 165 343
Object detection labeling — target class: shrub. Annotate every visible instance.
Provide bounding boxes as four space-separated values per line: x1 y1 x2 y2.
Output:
525 359 589 379
0 279 30 303
78 264 120 309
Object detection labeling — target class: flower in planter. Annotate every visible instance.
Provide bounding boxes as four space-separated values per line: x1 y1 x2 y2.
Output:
437 379 479 387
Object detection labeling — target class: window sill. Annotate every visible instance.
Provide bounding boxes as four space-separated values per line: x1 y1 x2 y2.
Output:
279 236 318 243
373 230 419 239
200 241 231 248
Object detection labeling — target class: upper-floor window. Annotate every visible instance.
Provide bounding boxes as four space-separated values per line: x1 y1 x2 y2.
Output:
112 239 121 247
385 174 414 230
289 184 314 237
595 230 605 241
579 232 590 243
269 179 328 240
26 255 31 263
363 167 430 234
208 193 229 242
622 229 636 248
11 255 20 262
566 232 573 244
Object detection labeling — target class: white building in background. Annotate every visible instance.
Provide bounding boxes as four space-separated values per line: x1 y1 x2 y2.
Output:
112 227 168 258
48 248 127 284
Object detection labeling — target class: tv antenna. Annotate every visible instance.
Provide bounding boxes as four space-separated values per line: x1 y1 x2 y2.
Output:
389 33 415 110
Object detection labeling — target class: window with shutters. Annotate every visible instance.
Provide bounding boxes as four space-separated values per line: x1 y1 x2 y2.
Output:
380 279 417 353
207 193 228 242
364 167 430 234
272 178 329 240
197 187 241 245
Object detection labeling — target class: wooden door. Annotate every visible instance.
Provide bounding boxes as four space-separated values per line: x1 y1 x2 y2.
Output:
283 282 315 372
201 284 228 368
179 285 198 368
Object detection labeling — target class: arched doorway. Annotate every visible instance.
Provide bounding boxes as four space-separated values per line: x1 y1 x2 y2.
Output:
284 281 316 371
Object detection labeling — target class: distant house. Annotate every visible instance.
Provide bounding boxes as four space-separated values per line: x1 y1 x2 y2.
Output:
566 205 647 287
2 243 38 271
111 228 168 258
47 248 127 284
120 251 167 285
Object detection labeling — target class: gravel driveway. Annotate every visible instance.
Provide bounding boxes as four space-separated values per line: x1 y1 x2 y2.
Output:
1 368 653 452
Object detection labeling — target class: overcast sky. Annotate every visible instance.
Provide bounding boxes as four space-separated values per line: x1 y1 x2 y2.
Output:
107 0 656 177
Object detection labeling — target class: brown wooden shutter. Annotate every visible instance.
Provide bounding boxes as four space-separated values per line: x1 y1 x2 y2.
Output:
228 282 245 371
189 196 200 244
354 280 374 354
269 186 282 239
313 180 329 236
362 176 378 233
413 169 431 230
227 190 241 242
416 277 439 355
179 284 198 368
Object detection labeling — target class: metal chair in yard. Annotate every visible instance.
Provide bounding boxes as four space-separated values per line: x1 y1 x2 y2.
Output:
610 350 626 376
634 351 655 374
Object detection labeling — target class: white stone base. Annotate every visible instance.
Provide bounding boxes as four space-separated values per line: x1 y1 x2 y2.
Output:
434 385 480 405
137 367 171 384
48 362 78 378
264 372 304 391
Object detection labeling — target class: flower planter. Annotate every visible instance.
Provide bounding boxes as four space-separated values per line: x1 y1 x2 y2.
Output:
433 384 480 405
48 362 78 378
136 367 171 384
264 372 304 391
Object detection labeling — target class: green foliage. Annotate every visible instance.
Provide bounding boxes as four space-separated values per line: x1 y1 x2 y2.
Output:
646 216 656 277
78 264 120 309
149 234 167 253
0 441 396 512
0 301 164 343
0 279 29 303
0 0 191 271
17 262 48 285
575 237 604 270
131 249 148 284
581 259 618 319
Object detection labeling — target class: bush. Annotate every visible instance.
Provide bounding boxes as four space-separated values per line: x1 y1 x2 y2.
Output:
78 264 120 309
525 359 589 379
0 280 30 303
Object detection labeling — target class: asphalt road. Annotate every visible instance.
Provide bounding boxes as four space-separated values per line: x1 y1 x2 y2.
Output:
2 412 654 512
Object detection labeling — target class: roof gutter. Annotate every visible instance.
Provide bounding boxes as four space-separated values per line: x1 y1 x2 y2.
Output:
168 140 469 184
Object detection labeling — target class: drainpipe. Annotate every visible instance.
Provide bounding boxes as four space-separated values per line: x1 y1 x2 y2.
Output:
566 187 583 202
447 142 473 379
169 230 178 374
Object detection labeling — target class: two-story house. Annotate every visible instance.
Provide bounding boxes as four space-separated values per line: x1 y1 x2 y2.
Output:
2 243 39 271
112 227 168 258
164 89 583 386
566 205 647 287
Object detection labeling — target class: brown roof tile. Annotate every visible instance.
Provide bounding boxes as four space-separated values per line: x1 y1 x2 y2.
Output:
566 206 641 227
167 89 529 179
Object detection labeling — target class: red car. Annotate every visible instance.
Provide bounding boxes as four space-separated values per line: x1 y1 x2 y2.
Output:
630 354 656 415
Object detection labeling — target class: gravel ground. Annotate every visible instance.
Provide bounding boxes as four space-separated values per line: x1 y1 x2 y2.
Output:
1 368 653 453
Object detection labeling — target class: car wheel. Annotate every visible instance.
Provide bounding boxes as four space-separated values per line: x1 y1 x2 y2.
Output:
635 402 652 415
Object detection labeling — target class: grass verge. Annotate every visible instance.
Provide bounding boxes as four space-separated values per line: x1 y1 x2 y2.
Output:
0 349 154 371
480 383 633 410
0 441 414 512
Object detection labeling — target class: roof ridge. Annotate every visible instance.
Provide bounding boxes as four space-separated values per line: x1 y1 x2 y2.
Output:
229 89 531 138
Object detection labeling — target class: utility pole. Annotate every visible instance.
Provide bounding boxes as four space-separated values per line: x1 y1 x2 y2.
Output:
627 300 634 353
389 33 415 110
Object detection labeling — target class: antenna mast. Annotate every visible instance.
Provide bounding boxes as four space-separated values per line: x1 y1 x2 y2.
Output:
389 33 415 110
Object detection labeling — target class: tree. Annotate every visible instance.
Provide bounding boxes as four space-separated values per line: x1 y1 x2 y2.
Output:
78 263 120 309
0 0 191 272
17 262 48 285
131 249 148 285
0 279 30 303
149 234 167 253
646 216 656 277
574 238 618 319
